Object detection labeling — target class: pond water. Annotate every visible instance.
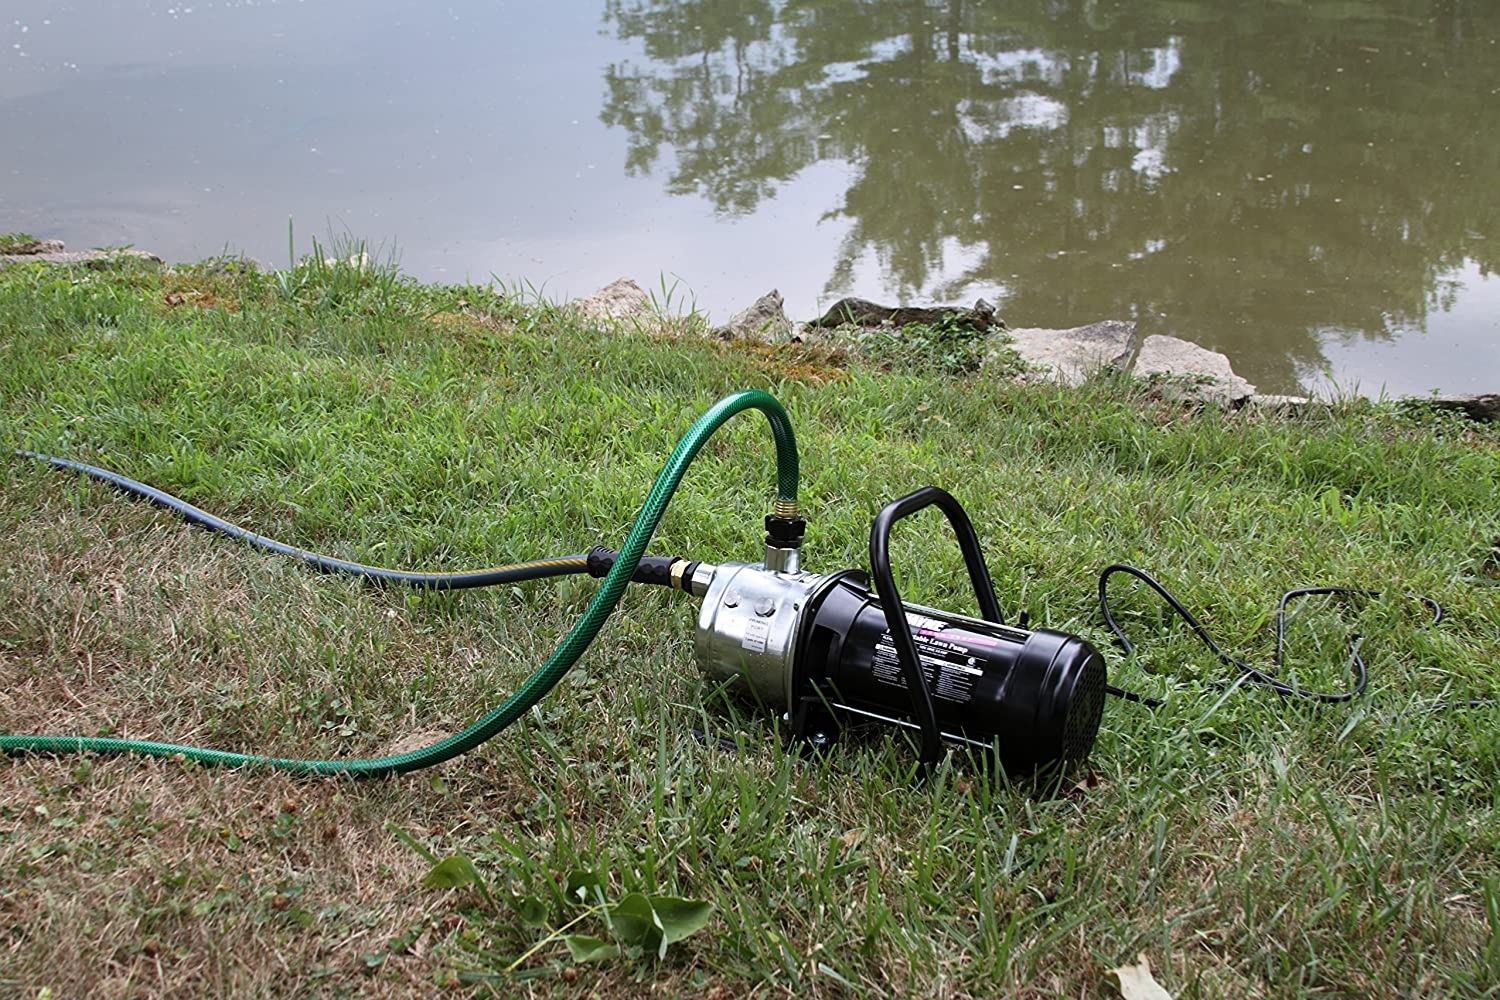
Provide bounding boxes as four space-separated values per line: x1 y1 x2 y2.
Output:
4 0 1498 396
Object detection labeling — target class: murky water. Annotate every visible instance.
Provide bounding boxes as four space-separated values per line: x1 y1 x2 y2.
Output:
4 1 1498 395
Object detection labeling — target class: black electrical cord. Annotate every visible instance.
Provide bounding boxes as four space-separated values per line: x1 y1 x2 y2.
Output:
15 451 593 589
16 448 771 760
1094 563 1494 710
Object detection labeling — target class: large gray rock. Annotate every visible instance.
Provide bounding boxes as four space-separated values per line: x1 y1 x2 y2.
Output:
1417 393 1500 423
1133 334 1256 404
715 289 794 343
997 319 1135 386
0 237 65 255
0 246 162 270
573 277 652 322
807 296 1001 333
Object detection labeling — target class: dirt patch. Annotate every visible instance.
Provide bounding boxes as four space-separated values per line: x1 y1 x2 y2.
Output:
0 484 533 996
718 339 849 385
426 308 516 344
160 273 238 313
163 288 221 309
0 759 464 997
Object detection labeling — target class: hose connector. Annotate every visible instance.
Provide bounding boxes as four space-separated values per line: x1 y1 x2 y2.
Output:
587 546 707 594
764 511 806 574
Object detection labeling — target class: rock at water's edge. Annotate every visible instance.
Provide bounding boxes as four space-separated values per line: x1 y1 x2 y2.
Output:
1 238 65 255
806 297 1001 333
0 246 163 270
1246 393 1318 414
715 290 794 343
1133 334 1256 404
573 278 652 322
998 319 1135 386
1413 393 1500 423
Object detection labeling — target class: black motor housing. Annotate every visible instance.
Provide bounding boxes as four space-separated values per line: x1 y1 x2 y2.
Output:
792 573 1108 774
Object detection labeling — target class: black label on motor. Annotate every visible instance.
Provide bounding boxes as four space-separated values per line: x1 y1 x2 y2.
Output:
870 617 987 705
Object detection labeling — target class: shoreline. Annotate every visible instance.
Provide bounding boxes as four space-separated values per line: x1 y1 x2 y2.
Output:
3 237 1495 423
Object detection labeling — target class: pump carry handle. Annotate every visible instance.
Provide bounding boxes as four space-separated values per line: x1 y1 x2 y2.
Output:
868 486 1005 770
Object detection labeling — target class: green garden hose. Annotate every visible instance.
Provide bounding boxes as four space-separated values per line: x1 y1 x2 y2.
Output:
0 389 800 776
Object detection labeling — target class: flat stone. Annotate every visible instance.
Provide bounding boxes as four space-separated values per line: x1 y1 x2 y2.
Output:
1246 393 1318 414
572 277 652 322
1133 334 1256 404
806 297 1000 333
1415 393 1500 423
714 289 794 343
0 247 163 270
996 319 1135 386
0 238 65 255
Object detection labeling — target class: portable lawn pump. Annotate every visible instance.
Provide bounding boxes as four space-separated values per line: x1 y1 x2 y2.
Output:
595 487 1108 774
4 388 1481 780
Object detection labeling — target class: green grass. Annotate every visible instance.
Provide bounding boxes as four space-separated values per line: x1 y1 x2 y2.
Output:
0 254 1497 997
830 311 1006 376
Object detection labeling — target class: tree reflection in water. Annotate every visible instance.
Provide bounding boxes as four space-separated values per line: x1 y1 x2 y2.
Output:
600 0 1500 392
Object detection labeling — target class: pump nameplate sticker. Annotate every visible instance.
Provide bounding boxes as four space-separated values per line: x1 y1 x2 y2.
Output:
742 619 770 654
871 622 989 705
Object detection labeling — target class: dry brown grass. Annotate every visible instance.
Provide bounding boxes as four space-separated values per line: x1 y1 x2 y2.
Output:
0 489 468 995
0 478 747 998
426 307 518 345
2 759 444 996
0 489 544 995
158 269 248 314
721 340 851 386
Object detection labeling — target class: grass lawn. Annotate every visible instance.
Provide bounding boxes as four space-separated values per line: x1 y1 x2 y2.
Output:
1 255 1497 998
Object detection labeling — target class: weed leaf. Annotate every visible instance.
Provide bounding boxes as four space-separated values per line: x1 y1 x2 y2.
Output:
511 894 549 929
565 869 605 906
604 892 713 959
563 934 620 963
606 892 662 955
424 855 481 890
650 896 714 947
